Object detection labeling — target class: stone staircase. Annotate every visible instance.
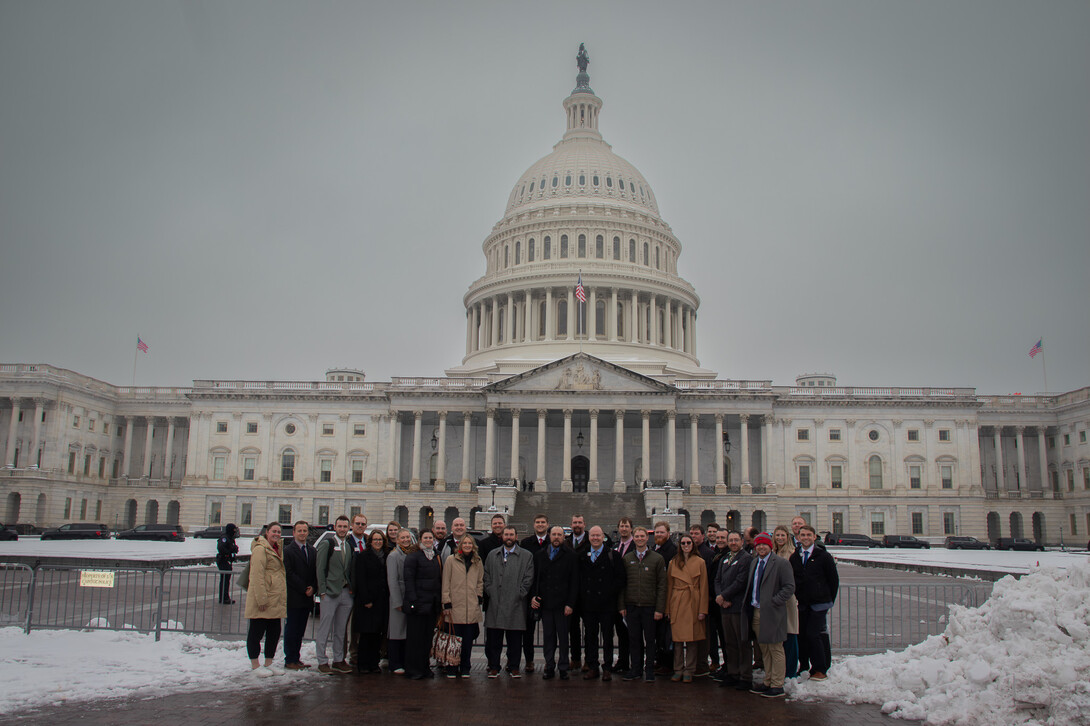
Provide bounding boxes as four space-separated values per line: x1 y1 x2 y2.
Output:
509 491 650 537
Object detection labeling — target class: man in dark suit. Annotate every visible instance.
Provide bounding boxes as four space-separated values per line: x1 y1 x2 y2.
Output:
520 513 550 671
532 525 579 680
344 514 369 668
580 524 626 681
714 530 753 689
283 520 318 670
566 514 590 669
611 517 635 673
790 524 839 681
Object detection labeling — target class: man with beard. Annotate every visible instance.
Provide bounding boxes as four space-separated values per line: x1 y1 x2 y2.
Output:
483 525 534 678
531 525 579 680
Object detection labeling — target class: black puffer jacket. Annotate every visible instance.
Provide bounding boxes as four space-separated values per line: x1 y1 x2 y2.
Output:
403 550 442 616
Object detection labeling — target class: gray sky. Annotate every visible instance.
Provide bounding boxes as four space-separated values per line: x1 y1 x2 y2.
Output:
2 1 1087 394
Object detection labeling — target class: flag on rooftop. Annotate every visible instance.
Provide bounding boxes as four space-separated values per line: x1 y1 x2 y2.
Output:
1028 339 1042 358
137 337 148 353
575 274 586 304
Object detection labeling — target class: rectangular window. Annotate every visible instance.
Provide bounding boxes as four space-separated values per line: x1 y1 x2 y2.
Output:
322 424 334 436
352 460 364 483
907 429 919 442
281 453 295 482
1080 430 1086 443
320 458 333 483
797 429 809 441
213 456 226 480
828 429 841 442
83 455 91 476
73 415 80 428
240 502 252 526
939 429 951 442
278 504 292 523
243 456 256 481
943 512 956 535
1068 513 1077 535
79 499 88 519
246 422 258 434
216 421 227 434
95 500 102 519
1067 470 1075 492
89 419 95 432
349 505 362 519
209 501 222 525
68 451 76 474
830 465 843 489
353 424 366 436
831 512 844 534
1083 467 1089 490
799 465 811 489
112 459 119 478
98 457 106 478
318 506 330 526
1048 436 1055 449
870 512 885 536
942 465 953 489
102 423 109 435
909 465 921 489
911 512 924 535
63 498 72 518
1063 434 1071 446
801 512 812 525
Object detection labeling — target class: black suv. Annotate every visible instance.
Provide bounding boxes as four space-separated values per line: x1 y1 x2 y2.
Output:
40 523 111 540
882 535 931 549
0 523 18 541
826 532 881 547
995 537 1044 552
115 524 186 542
945 536 990 550
193 526 227 539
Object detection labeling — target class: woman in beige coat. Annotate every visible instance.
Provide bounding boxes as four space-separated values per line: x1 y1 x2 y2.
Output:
772 524 800 678
666 535 709 682
440 534 484 678
245 522 287 675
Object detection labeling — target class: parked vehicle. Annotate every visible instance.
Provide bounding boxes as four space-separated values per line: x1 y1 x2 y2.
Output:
9 523 43 536
39 523 111 541
945 536 990 550
995 537 1044 552
825 532 881 547
882 535 931 549
115 524 186 542
0 523 18 541
193 526 226 539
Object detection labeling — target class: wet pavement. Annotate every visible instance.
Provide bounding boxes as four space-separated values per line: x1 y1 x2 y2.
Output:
10 665 896 725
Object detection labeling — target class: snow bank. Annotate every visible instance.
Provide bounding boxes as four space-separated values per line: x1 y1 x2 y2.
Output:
791 562 1090 725
0 626 319 714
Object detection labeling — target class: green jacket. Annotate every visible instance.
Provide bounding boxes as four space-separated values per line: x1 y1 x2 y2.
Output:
316 535 354 597
621 548 667 612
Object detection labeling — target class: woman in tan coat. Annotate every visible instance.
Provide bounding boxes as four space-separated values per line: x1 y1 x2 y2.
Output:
441 533 484 678
772 524 800 678
245 521 287 675
666 534 709 682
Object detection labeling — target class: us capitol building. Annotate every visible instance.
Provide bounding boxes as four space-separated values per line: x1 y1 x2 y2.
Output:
3 48 1088 545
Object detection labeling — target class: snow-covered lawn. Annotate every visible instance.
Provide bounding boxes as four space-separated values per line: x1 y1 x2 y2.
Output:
0 625 320 714
830 546 1089 575
0 538 223 560
791 561 1090 725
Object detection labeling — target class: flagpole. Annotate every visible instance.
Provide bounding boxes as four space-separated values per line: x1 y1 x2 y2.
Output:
132 335 139 387
578 270 583 354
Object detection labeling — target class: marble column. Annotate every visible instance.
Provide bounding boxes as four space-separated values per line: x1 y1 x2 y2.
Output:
142 417 155 478
1037 428 1050 492
739 414 750 486
588 288 597 341
27 399 43 468
122 416 134 477
410 410 423 488
509 409 521 483
993 427 1005 491
1015 426 1027 492
566 288 575 340
664 299 673 349
484 408 496 481
388 412 399 482
506 293 514 344
762 415 773 487
436 411 448 487
466 309 473 355
5 399 20 467
614 410 626 492
524 292 533 342
689 414 699 487
562 409 573 490
714 414 725 492
650 295 659 346
536 409 547 486
641 410 651 486
491 297 500 348
164 418 176 481
589 409 599 491
461 411 472 487
610 288 619 341
665 410 676 481
630 291 638 343
545 288 554 341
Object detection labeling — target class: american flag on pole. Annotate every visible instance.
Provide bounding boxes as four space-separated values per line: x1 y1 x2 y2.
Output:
1028 339 1042 358
575 274 586 303
137 337 148 353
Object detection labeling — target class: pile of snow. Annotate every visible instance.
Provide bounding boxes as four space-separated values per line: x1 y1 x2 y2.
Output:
831 547 1088 575
0 626 319 714
791 561 1090 725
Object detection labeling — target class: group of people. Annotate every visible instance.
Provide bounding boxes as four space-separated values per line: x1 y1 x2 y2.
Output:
235 511 839 699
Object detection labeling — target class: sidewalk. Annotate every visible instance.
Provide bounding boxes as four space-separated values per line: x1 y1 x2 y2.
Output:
10 666 896 725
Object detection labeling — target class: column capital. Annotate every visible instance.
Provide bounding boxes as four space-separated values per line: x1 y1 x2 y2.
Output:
762 414 774 425
665 410 676 421
892 419 903 427
845 419 856 428
588 409 599 419
339 413 351 422
437 410 448 420
563 408 573 418
641 409 651 420
716 413 726 424
509 408 521 417
486 408 497 418
463 410 473 421
413 410 424 420
924 419 935 428
687 413 698 425
814 418 824 427
537 408 548 418
778 418 792 427
615 409 625 421
1013 424 1025 434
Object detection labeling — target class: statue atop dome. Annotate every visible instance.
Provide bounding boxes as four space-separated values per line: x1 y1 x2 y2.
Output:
573 43 593 94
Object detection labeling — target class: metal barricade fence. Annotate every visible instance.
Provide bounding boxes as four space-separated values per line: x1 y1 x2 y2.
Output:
0 563 34 631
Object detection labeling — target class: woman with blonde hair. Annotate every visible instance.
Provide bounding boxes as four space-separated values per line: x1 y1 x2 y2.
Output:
441 533 484 678
245 521 286 676
665 534 708 682
772 524 800 678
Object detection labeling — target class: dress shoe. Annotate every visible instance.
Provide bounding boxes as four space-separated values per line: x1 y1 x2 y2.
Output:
671 673 682 682
601 669 612 682
583 669 599 680
285 662 305 671
749 683 770 694
332 661 352 674
524 662 535 673
622 671 640 681
559 670 569 680
682 675 693 683
317 664 334 675
542 669 555 680
809 671 828 681
761 687 786 698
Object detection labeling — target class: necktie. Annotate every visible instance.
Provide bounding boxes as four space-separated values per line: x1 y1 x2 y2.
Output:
302 545 307 564
503 550 509 563
638 551 644 562
754 559 766 599
802 550 809 565
590 549 598 563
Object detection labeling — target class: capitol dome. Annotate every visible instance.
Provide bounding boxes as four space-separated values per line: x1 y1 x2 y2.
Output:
447 46 715 381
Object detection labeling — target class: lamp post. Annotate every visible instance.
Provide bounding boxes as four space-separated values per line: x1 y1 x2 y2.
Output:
663 483 675 514
488 482 497 512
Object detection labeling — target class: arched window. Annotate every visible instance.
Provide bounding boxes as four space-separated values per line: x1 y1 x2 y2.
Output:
560 235 568 258
528 239 535 262
629 238 636 262
613 236 620 260
281 449 296 482
617 304 625 340
595 235 604 258
593 175 599 186
565 175 572 186
539 301 547 337
498 308 505 343
869 455 883 489
595 300 605 336
543 236 551 260
515 241 521 265
643 242 650 266
579 174 586 186
557 300 568 336
578 234 586 258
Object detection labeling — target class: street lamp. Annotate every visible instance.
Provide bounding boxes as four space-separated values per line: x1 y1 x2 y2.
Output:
488 482 497 512
576 430 584 449
663 483 676 514
723 432 731 454
430 429 439 451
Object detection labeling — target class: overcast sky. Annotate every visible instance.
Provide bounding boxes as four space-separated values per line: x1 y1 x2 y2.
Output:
1 1 1087 394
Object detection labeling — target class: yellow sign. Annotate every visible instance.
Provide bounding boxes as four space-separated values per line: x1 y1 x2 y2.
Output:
79 571 116 588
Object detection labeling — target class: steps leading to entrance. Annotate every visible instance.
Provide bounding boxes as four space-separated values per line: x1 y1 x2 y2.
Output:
509 491 649 537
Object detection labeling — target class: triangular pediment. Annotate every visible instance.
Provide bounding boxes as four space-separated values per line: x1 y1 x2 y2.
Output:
484 353 676 394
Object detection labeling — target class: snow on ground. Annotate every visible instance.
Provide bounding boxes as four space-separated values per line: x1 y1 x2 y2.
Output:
0 538 223 560
790 561 1090 725
0 625 321 714
829 546 1090 575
